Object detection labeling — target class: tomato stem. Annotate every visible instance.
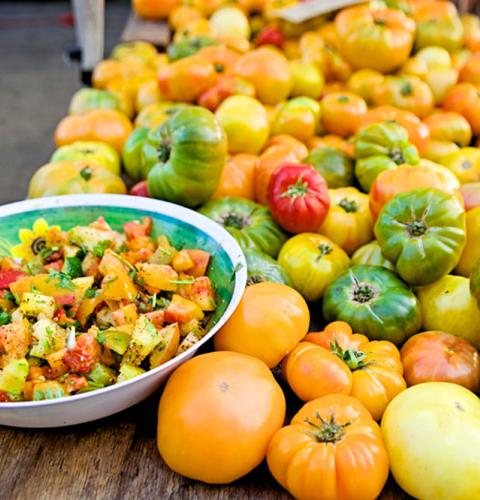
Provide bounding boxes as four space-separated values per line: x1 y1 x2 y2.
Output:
317 243 333 258
351 282 378 304
280 176 310 200
407 219 427 237
330 341 369 370
338 198 358 213
305 411 350 443
388 147 406 165
221 212 250 230
80 166 93 181
157 142 171 163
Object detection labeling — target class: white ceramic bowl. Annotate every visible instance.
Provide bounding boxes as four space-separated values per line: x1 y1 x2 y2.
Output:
0 195 247 427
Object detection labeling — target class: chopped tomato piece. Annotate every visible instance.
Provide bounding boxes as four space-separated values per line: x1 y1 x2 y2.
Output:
0 391 10 402
0 269 26 289
63 374 88 393
190 277 216 311
172 250 195 273
0 320 32 366
55 294 76 306
123 217 153 239
112 303 138 326
89 216 112 231
43 260 64 272
185 250 211 277
63 332 100 373
164 294 204 324
144 310 165 329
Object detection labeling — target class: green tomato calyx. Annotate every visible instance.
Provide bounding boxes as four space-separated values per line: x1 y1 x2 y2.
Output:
338 197 358 213
389 147 406 165
351 282 378 304
246 274 265 286
317 243 333 258
407 219 427 237
305 411 350 443
400 81 413 96
157 142 171 163
281 176 310 200
80 166 93 181
330 341 369 370
221 211 250 230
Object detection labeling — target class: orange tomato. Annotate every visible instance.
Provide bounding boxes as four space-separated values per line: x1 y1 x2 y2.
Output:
135 79 161 112
168 5 203 30
462 14 480 52
214 282 310 368
211 153 257 199
284 321 406 420
460 52 480 85
324 46 353 83
443 82 479 115
54 109 133 153
267 394 390 500
306 135 355 157
372 75 434 118
133 0 180 19
298 31 327 73
255 145 301 205
320 92 367 137
423 111 472 147
401 331 480 391
346 69 385 106
369 163 462 219
235 47 292 105
265 135 309 160
157 351 286 484
197 45 240 76
158 54 217 102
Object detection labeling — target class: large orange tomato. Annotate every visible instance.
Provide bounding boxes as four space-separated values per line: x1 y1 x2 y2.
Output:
443 82 479 115
214 282 310 368
267 394 389 500
335 5 415 73
54 109 133 152
462 14 480 52
369 163 462 219
401 331 480 391
284 321 406 420
423 111 472 147
234 47 292 105
211 153 257 199
265 135 309 160
320 92 367 138
133 0 180 19
158 54 217 102
459 52 480 86
372 75 434 118
157 351 286 484
358 106 430 154
197 45 240 75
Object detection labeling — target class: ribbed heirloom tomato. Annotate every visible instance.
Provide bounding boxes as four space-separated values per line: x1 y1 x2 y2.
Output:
320 92 367 137
211 153 257 200
267 395 389 500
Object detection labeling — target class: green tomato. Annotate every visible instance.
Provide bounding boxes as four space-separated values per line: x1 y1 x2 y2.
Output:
167 36 217 61
418 274 480 349
323 265 422 345
305 147 355 188
375 188 466 286
354 121 419 192
470 258 480 307
351 241 395 271
69 88 122 115
51 141 121 176
415 16 464 52
122 127 150 182
277 233 350 302
147 107 227 207
199 197 287 258
244 249 291 286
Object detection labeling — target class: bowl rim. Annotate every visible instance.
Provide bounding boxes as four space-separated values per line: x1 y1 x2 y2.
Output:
0 194 247 408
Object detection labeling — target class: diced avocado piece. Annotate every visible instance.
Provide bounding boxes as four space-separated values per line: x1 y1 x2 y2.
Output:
30 319 67 359
32 381 66 401
150 323 180 369
20 292 56 319
122 316 162 366
68 226 123 253
86 363 116 387
100 325 133 355
0 358 29 395
149 235 177 265
117 363 145 383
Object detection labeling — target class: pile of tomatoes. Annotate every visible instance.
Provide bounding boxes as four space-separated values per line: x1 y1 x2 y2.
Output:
26 0 480 497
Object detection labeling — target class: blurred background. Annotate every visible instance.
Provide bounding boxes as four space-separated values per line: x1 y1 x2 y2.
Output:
0 1 129 203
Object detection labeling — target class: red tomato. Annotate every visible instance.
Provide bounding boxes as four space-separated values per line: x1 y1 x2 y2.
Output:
401 331 480 392
256 26 284 49
0 269 26 289
62 332 100 374
130 180 150 197
267 163 330 233
460 182 480 211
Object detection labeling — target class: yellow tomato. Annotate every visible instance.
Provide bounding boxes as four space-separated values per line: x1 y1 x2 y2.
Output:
346 69 384 106
209 6 250 39
271 97 321 142
456 207 480 277
215 95 269 154
289 60 325 99
135 80 161 112
441 147 480 184
422 139 459 164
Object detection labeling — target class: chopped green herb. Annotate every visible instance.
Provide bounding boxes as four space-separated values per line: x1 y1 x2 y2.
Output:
96 330 106 344
3 291 16 303
0 309 10 325
47 270 76 291
151 293 157 308
92 240 111 258
84 288 99 299
62 256 83 279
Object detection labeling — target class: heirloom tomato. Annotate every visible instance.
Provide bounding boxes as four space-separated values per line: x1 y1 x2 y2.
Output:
211 153 256 200
289 60 324 99
215 95 269 154
132 0 179 19
412 0 464 52
423 111 471 147
291 321 406 419
168 5 203 31
298 31 327 72
418 275 480 349
234 47 292 105
320 92 367 138
456 207 480 277
375 189 466 286
306 135 354 157
318 187 373 255
323 265 422 345
351 241 394 271
209 6 250 40
54 109 133 153
470 258 480 306
459 51 480 85
214 282 309 367
68 88 122 115
28 162 126 198
422 139 459 164
335 5 414 73
265 135 308 160
354 121 419 192
369 163 461 219
134 102 187 129
460 182 480 210
372 75 434 118
135 80 161 112
92 59 154 89
441 147 480 184
381 383 480 500
267 395 389 500
272 97 320 142
244 249 291 287
111 40 158 66
197 45 240 75
401 331 480 391
199 197 286 257
166 35 217 62
443 81 478 115
278 233 350 302
267 164 330 234
462 13 480 52
198 75 255 111
256 26 284 49
305 147 355 188
172 18 215 43
50 141 120 176
346 69 384 106
358 106 430 154
146 107 227 207
122 127 150 182
157 351 286 484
